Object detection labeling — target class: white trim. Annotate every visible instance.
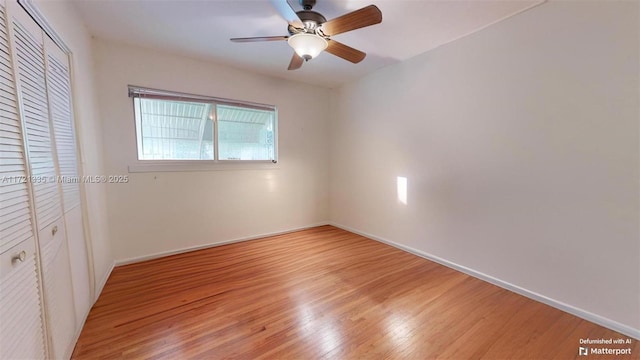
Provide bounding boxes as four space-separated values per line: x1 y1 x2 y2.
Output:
66 302 92 360
329 222 640 340
17 0 70 53
93 260 114 302
115 223 330 266
128 162 279 173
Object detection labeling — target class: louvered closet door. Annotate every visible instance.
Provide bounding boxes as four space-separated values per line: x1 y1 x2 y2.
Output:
10 2 60 230
9 2 77 359
38 219 76 359
0 2 47 359
46 36 92 330
0 241 46 359
46 39 79 212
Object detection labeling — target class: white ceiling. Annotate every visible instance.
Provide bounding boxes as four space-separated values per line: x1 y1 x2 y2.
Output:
73 0 544 88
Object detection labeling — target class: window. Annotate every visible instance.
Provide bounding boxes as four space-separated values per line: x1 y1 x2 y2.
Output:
129 86 277 163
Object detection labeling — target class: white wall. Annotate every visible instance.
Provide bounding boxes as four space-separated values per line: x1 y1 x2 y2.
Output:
329 1 639 334
92 39 330 262
33 0 113 301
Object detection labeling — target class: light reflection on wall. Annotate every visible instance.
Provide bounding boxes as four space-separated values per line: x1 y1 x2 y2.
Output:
397 176 407 205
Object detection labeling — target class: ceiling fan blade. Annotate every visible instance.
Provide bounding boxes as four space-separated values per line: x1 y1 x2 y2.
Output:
320 5 382 36
325 40 366 64
288 52 304 70
230 36 289 43
270 0 303 28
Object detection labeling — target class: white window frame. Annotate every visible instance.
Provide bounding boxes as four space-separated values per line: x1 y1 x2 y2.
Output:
127 86 278 173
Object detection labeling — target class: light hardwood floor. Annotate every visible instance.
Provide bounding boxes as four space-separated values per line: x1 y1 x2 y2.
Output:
72 226 638 359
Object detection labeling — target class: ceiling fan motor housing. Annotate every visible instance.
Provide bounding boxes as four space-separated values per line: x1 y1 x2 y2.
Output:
288 10 326 35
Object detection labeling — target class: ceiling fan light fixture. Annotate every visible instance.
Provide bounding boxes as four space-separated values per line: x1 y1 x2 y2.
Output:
287 33 328 60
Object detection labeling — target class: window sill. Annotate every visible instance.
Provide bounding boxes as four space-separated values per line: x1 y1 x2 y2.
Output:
128 161 279 173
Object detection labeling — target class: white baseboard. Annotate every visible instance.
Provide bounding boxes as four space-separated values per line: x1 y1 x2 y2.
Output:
68 261 114 359
115 222 331 266
94 260 114 302
329 222 640 340
66 298 95 360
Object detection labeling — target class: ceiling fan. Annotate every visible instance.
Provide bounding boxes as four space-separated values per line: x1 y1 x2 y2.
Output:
230 0 382 70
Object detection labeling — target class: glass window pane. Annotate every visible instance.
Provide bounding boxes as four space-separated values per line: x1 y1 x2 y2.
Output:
217 104 275 161
135 98 214 160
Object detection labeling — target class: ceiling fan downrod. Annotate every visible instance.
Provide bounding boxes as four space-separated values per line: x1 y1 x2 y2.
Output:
299 0 316 11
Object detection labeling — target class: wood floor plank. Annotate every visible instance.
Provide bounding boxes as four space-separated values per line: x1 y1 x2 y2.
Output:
72 226 638 359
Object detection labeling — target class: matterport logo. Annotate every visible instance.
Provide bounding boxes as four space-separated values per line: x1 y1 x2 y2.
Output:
578 338 634 356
